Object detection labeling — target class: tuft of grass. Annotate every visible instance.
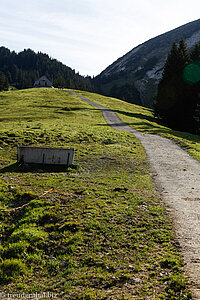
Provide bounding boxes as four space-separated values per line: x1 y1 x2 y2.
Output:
2 241 30 259
9 226 48 245
0 258 27 283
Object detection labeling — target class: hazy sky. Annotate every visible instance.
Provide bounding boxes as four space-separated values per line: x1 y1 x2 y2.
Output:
0 0 200 76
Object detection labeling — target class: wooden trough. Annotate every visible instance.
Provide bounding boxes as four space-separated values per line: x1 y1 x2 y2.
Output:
17 146 75 166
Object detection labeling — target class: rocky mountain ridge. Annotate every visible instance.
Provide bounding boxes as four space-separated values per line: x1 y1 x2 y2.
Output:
94 19 200 107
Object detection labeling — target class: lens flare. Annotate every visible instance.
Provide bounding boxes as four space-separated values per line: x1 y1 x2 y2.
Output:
183 62 200 84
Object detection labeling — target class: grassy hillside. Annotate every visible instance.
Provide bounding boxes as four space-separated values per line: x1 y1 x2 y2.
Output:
74 90 200 163
0 88 192 299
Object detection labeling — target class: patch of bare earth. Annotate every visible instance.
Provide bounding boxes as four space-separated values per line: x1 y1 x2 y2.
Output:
69 91 200 299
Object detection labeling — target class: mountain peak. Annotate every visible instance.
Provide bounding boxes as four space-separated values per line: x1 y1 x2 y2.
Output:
95 18 200 107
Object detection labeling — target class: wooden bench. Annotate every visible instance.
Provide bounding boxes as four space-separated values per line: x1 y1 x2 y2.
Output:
17 146 74 166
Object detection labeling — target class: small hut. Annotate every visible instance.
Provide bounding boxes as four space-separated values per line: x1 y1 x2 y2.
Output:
34 76 53 88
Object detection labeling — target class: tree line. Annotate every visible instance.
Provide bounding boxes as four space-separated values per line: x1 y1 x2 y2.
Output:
154 39 200 134
0 47 93 91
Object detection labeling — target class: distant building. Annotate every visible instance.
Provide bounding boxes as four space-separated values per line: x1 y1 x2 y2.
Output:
34 76 53 88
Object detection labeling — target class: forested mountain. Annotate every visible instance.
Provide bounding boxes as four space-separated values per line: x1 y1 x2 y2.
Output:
94 18 200 107
0 47 93 91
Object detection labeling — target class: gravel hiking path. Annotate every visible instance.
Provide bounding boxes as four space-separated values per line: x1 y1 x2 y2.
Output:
67 91 200 298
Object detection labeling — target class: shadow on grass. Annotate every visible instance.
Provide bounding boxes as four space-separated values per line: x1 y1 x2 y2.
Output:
95 119 200 145
112 109 157 124
0 162 78 173
56 107 101 114
28 105 100 113
61 107 97 112
99 108 199 142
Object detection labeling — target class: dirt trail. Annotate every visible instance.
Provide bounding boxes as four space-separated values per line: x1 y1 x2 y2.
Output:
68 91 200 298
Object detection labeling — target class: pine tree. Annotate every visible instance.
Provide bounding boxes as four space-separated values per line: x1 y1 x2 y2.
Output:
190 42 200 61
154 42 181 125
193 104 200 133
160 43 179 83
154 39 196 132
189 43 200 134
178 38 190 67
0 71 9 91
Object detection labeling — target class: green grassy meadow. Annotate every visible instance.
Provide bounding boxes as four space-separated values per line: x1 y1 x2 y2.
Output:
0 88 194 299
75 90 200 163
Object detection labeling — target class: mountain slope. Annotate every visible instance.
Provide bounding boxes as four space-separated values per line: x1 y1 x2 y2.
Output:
94 18 200 107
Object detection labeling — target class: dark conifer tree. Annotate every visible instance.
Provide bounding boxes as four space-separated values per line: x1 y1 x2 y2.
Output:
193 104 200 133
190 42 200 61
154 42 182 125
154 39 198 133
160 42 179 83
0 71 9 91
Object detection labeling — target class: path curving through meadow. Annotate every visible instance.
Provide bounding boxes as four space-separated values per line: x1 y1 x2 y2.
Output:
67 91 200 298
